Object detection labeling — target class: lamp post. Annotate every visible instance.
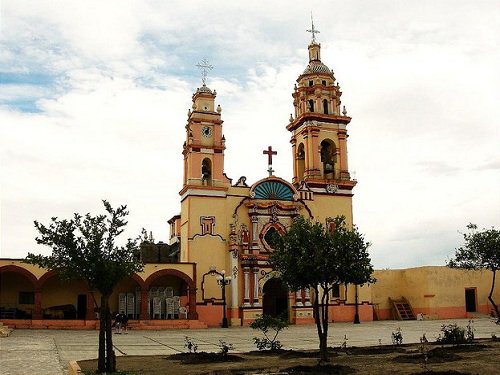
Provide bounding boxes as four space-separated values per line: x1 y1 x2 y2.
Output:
209 266 232 328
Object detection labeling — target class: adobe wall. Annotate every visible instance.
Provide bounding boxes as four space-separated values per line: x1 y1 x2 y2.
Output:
373 266 499 320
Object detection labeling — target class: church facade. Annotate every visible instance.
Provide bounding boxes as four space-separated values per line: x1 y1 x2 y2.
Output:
1 33 498 329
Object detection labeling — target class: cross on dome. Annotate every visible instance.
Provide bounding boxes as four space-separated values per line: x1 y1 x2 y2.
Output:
306 14 320 43
196 58 213 86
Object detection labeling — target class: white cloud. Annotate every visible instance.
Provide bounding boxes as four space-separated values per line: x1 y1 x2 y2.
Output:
1 0 499 268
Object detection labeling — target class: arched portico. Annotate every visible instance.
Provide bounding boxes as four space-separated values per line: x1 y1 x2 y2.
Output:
144 269 198 320
0 265 39 319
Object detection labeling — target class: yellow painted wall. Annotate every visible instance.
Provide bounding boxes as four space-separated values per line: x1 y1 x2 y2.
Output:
373 266 500 318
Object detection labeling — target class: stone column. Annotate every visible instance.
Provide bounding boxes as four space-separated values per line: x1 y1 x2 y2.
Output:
310 127 321 177
32 289 42 320
139 289 149 320
295 290 303 306
252 267 260 306
187 286 198 319
338 130 348 177
86 292 95 320
304 288 312 306
291 138 297 182
243 268 251 306
251 216 259 253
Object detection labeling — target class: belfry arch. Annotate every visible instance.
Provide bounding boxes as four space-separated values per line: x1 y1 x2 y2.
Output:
320 139 336 178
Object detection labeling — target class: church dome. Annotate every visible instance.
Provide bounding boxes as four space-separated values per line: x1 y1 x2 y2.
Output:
303 61 332 75
197 84 213 94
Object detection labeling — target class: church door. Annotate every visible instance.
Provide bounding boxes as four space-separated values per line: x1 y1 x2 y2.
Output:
262 278 289 319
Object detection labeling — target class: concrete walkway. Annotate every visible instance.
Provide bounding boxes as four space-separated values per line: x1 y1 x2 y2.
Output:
1 318 499 375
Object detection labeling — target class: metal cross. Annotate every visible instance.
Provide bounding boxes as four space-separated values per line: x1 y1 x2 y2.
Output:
263 146 277 176
196 58 213 85
306 14 320 43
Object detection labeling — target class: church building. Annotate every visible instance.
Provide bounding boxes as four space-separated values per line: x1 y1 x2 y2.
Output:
1 27 497 329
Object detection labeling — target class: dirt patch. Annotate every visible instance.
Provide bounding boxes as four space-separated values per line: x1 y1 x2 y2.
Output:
170 352 243 364
78 339 500 375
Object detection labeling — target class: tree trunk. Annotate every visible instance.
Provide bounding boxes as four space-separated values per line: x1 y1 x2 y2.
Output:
104 295 117 372
97 296 106 373
320 286 330 362
354 284 360 324
488 270 500 324
312 286 327 362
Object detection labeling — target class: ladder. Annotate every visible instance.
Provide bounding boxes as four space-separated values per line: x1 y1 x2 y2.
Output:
389 297 416 320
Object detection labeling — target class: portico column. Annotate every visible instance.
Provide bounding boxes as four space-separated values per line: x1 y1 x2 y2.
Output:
304 288 312 306
33 288 42 320
86 292 95 320
295 290 303 306
139 289 149 320
187 286 198 319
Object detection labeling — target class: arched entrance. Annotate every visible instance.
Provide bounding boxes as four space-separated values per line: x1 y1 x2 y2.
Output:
262 278 288 319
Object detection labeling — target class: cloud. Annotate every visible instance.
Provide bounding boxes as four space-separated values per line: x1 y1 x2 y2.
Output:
1 0 499 268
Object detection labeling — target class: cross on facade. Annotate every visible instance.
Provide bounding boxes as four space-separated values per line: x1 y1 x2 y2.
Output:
306 14 320 43
263 146 277 176
196 58 213 86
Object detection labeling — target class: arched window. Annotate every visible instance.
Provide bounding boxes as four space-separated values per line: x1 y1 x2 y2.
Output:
323 99 328 114
308 99 314 112
320 140 336 177
201 158 212 185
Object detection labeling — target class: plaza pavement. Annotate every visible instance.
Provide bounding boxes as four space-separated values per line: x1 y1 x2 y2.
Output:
1 317 499 375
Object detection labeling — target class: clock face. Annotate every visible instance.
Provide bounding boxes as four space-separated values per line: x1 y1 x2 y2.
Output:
202 126 212 138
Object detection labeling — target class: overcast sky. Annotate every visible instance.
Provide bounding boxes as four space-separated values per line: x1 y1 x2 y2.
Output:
1 0 499 268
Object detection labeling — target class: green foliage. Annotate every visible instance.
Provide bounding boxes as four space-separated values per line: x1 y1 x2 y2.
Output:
269 216 374 291
217 340 234 357
184 336 198 353
268 215 374 362
24 200 144 374
391 327 403 346
448 224 500 271
447 224 500 322
436 324 470 345
250 314 288 351
25 200 144 296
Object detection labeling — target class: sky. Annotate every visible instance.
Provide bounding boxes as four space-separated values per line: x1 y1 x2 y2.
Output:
0 0 499 268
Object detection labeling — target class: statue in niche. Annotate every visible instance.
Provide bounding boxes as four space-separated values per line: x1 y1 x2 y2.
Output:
240 224 250 246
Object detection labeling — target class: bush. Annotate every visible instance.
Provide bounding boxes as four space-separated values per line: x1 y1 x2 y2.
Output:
391 327 403 346
436 324 469 345
217 340 234 357
184 336 198 353
250 314 288 351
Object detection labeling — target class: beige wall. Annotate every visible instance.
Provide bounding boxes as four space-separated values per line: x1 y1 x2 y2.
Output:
373 266 500 319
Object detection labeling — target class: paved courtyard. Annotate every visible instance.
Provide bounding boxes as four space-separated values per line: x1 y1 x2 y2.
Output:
1 317 499 375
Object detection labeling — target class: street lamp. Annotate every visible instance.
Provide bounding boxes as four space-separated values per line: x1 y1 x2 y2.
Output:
209 266 232 328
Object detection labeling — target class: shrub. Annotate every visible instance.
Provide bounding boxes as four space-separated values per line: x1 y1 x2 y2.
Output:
217 340 234 357
184 336 198 353
250 314 288 351
436 324 467 345
391 327 403 346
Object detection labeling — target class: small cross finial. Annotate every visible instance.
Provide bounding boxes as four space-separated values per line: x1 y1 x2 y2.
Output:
306 13 320 43
196 58 213 86
263 146 278 176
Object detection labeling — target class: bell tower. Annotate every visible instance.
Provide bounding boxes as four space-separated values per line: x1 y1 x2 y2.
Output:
287 21 356 194
180 60 229 197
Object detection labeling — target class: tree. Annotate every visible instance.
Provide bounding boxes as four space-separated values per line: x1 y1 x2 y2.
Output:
269 216 374 362
24 201 144 373
337 229 375 324
447 223 500 324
